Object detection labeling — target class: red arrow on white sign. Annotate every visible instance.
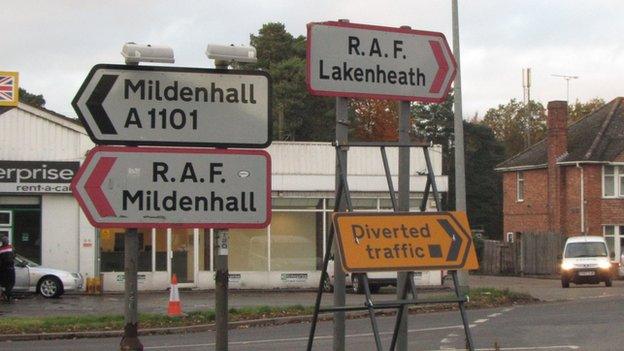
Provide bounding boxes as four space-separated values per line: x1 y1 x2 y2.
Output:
83 156 116 218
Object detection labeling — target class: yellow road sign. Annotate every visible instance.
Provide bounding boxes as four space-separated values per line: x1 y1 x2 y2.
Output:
333 211 479 272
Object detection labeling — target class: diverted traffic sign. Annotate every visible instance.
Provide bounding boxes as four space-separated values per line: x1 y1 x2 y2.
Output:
72 64 272 148
333 212 478 272
307 21 456 102
71 146 271 228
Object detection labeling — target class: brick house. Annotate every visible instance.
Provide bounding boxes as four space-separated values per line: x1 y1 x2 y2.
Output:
495 98 624 259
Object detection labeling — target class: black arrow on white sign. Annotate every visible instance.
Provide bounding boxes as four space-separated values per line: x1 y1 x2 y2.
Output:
86 74 118 135
438 219 462 261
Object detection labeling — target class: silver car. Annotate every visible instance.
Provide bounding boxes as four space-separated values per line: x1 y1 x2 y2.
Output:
13 255 83 298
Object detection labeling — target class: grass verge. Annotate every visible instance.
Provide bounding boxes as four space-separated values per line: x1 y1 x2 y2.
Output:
0 288 536 335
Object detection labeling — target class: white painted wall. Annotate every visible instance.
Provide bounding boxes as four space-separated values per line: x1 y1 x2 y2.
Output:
41 194 80 271
0 104 93 162
267 141 447 192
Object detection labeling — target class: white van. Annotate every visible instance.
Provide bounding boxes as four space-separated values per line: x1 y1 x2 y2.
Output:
560 236 615 288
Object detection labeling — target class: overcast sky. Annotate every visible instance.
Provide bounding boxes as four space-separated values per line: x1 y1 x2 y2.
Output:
4 0 623 118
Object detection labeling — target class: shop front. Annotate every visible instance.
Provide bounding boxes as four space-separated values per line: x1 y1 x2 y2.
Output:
2 105 448 291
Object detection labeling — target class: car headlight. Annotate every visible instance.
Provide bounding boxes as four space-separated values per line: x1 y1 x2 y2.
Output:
561 261 574 270
598 261 611 270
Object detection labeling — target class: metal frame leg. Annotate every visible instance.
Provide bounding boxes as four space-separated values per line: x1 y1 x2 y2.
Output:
362 274 383 351
452 270 474 350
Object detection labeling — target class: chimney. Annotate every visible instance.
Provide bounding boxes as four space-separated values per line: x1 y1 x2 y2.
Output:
546 100 568 233
547 101 568 164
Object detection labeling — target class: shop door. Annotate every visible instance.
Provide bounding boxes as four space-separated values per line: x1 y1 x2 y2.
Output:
170 229 195 285
0 208 41 264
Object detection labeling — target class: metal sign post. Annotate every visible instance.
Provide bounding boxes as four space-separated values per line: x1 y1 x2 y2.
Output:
302 19 466 351
307 142 478 351
120 228 142 350
333 96 348 351
72 49 272 351
396 99 410 351
214 229 229 350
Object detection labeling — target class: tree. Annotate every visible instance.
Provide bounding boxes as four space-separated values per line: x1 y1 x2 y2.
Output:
481 99 546 158
569 98 605 123
412 96 505 238
464 122 505 239
248 23 333 141
18 88 45 108
350 99 398 141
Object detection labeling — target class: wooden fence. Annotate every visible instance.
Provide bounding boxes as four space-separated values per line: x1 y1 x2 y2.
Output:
477 232 565 276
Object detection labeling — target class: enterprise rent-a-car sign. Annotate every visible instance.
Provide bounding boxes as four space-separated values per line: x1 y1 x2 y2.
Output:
0 161 79 193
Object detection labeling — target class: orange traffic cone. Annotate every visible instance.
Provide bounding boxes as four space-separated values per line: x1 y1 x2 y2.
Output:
167 274 183 317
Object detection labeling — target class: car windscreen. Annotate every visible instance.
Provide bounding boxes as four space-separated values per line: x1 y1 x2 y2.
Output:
564 242 608 258
15 254 39 267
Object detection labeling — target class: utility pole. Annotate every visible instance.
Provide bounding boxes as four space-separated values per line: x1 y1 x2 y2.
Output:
452 0 469 294
551 74 579 105
523 68 532 147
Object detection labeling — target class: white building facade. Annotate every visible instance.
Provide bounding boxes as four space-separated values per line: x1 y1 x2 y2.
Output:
0 104 447 291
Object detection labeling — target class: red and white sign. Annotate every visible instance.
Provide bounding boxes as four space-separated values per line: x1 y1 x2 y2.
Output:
306 21 456 102
71 146 271 229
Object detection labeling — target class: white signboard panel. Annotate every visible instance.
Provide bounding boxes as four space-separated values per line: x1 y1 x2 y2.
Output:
71 146 271 228
307 21 456 102
73 65 271 148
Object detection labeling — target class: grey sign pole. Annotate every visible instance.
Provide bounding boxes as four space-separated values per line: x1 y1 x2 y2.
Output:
120 228 143 350
119 56 143 351
213 58 231 351
395 99 411 351
452 0 469 294
214 229 229 351
333 95 348 351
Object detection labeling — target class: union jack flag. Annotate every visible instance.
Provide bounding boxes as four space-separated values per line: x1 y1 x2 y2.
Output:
0 72 19 106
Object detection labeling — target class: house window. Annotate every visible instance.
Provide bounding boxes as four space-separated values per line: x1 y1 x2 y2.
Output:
602 165 624 197
603 225 620 258
517 171 525 201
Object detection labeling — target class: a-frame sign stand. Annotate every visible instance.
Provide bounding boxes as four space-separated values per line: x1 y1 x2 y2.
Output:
306 141 475 351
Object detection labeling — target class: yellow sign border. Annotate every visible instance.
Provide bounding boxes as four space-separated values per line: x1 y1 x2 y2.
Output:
333 211 478 272
0 71 19 107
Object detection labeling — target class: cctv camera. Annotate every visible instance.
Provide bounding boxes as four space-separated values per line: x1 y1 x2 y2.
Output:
205 44 257 64
121 43 175 64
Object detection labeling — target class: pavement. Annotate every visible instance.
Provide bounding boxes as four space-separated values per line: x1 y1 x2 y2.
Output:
1 274 622 318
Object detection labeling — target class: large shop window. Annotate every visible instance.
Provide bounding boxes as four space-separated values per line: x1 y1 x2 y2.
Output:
270 212 319 271
229 228 268 271
603 165 624 197
100 228 152 272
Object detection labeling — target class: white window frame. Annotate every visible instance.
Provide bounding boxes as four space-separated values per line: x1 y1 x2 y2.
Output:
516 171 525 202
506 232 515 243
602 164 624 198
603 224 621 259
0 210 12 227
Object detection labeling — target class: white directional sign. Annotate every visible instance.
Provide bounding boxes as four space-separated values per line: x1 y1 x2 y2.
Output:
306 21 457 102
71 146 271 228
72 65 272 147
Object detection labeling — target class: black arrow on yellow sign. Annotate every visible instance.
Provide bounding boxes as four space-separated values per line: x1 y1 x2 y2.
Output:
438 219 462 261
426 219 462 261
